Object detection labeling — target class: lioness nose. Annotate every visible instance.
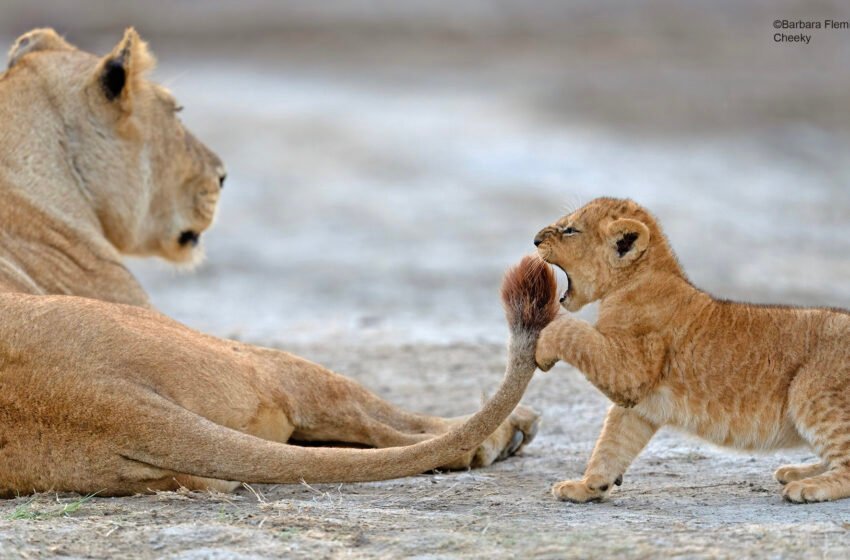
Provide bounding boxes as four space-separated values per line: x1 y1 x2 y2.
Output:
216 166 227 189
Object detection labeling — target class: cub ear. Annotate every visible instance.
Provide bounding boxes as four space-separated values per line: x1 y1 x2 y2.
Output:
95 27 155 110
8 28 75 69
606 218 650 267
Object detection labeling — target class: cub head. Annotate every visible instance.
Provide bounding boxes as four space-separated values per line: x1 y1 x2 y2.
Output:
533 198 659 312
7 28 226 264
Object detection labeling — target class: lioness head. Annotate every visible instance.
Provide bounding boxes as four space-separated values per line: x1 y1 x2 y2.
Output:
533 198 668 312
6 28 226 263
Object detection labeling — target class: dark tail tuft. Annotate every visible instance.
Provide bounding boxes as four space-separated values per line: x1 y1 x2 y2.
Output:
501 255 560 334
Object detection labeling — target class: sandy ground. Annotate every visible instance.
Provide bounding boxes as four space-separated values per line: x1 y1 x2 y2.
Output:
2 2 850 557
1 344 848 559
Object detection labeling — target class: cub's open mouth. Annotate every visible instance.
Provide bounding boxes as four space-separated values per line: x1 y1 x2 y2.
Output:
554 264 571 303
178 230 200 247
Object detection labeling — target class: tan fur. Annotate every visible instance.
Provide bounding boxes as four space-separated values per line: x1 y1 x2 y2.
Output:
0 29 546 497
534 197 850 504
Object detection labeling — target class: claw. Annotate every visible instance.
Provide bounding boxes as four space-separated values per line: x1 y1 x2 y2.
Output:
497 430 525 462
512 412 541 454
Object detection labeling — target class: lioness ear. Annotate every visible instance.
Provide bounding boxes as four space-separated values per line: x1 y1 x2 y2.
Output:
8 28 75 69
96 27 155 110
606 218 650 267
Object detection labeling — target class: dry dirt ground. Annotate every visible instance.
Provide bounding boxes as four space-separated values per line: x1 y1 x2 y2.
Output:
1 344 849 559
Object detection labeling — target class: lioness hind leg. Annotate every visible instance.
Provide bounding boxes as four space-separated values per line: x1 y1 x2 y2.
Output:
281 360 539 468
171 476 241 493
122 474 240 494
785 364 850 503
775 462 828 485
553 406 657 503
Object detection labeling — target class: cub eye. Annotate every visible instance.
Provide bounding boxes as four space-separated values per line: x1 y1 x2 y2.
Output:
562 226 580 236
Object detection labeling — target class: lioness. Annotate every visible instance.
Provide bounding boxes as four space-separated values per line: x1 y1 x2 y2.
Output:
533 197 850 503
0 28 544 497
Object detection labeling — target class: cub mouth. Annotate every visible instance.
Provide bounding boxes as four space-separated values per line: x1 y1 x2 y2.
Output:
554 264 572 303
178 230 200 247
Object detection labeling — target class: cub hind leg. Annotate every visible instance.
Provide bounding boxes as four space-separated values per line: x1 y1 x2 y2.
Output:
774 461 828 485
553 405 657 503
784 363 850 503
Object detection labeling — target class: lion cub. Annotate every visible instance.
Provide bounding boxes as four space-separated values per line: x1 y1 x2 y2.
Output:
533 197 850 504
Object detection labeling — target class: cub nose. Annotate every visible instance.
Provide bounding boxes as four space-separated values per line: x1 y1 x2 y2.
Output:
534 226 557 247
534 230 552 247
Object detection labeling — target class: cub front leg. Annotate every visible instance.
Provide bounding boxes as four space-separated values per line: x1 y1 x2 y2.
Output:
554 405 657 502
534 315 665 408
775 462 828 485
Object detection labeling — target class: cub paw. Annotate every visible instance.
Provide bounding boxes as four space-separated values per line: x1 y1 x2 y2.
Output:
552 474 613 503
534 342 558 372
782 480 829 503
774 463 826 485
534 322 561 372
535 356 557 373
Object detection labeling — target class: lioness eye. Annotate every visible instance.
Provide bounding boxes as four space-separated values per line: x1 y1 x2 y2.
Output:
173 105 184 113
562 226 580 236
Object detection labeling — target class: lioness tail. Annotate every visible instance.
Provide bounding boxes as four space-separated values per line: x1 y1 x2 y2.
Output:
124 256 557 484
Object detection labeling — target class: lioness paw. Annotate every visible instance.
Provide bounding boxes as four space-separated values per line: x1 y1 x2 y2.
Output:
552 474 613 503
504 404 541 455
455 404 540 469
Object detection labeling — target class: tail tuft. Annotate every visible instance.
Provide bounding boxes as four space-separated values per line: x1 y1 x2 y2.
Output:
501 255 560 334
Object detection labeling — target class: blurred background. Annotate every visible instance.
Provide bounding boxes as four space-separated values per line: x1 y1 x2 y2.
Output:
3 1 849 344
